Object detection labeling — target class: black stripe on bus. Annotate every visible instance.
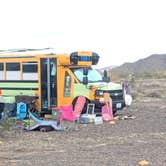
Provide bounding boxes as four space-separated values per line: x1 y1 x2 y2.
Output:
0 80 38 83
0 87 38 90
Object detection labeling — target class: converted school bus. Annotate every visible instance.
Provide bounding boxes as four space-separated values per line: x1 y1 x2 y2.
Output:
0 49 125 114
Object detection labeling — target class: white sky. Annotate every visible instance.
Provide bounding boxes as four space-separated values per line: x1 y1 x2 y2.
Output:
0 0 166 68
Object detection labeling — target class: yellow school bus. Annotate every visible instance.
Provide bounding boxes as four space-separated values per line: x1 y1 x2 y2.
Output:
0 48 125 114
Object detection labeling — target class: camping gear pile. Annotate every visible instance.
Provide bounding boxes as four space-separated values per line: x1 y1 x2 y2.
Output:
52 94 114 127
0 90 133 132
0 96 64 132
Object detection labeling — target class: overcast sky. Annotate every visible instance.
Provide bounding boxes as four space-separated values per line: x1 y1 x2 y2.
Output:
0 0 166 68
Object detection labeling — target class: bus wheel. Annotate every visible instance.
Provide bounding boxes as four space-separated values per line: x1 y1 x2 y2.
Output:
39 127 47 132
72 96 90 114
39 126 53 132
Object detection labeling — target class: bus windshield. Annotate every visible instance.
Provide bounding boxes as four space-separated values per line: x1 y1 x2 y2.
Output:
72 68 103 83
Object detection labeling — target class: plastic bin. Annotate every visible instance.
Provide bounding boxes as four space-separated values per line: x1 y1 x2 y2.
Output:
52 107 61 120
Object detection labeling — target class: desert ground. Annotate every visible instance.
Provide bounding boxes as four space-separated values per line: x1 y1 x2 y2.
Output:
0 78 166 166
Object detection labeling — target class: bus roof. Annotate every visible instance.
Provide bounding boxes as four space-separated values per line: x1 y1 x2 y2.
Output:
0 48 57 57
0 49 99 66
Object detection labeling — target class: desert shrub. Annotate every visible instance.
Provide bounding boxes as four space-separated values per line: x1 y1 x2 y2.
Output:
146 92 161 98
128 74 136 89
131 91 138 100
135 72 153 78
0 110 16 137
134 72 166 79
153 71 166 78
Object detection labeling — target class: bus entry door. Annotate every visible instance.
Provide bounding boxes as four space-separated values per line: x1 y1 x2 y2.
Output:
40 58 57 111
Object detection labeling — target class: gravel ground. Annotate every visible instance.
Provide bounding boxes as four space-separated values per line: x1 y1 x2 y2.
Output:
0 78 166 166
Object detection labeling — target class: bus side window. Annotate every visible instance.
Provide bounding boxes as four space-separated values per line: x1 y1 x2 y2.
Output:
0 63 4 80
22 62 38 80
6 63 20 80
64 72 71 97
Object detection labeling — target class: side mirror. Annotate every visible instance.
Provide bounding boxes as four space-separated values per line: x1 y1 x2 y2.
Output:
103 70 111 83
83 67 88 75
83 76 88 85
103 70 107 77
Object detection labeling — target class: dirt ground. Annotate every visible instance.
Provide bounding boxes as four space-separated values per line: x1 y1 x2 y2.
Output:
0 78 166 166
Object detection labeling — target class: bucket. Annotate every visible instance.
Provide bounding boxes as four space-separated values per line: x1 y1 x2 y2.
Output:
94 116 103 125
52 107 61 120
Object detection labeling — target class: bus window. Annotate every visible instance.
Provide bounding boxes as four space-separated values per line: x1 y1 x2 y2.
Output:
23 62 38 80
0 63 4 80
50 61 56 76
50 59 57 106
72 68 102 83
64 72 71 97
6 63 20 80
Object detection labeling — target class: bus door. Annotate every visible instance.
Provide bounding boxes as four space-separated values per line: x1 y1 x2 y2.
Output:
40 58 57 111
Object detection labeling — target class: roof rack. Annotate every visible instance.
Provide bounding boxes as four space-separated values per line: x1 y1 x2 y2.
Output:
0 48 53 54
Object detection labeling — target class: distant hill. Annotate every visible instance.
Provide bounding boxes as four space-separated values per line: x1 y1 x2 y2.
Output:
111 54 166 75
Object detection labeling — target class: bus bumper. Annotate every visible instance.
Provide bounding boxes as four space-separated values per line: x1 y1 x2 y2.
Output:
112 99 125 111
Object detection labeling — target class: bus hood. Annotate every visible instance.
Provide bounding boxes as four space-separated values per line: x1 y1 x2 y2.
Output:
88 82 122 91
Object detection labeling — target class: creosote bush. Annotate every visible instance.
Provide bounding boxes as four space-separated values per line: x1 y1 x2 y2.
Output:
146 92 161 98
0 110 17 137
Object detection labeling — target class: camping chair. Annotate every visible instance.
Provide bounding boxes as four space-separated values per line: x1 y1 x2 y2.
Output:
57 96 86 121
54 105 77 131
57 96 87 130
59 105 76 121
73 96 86 118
